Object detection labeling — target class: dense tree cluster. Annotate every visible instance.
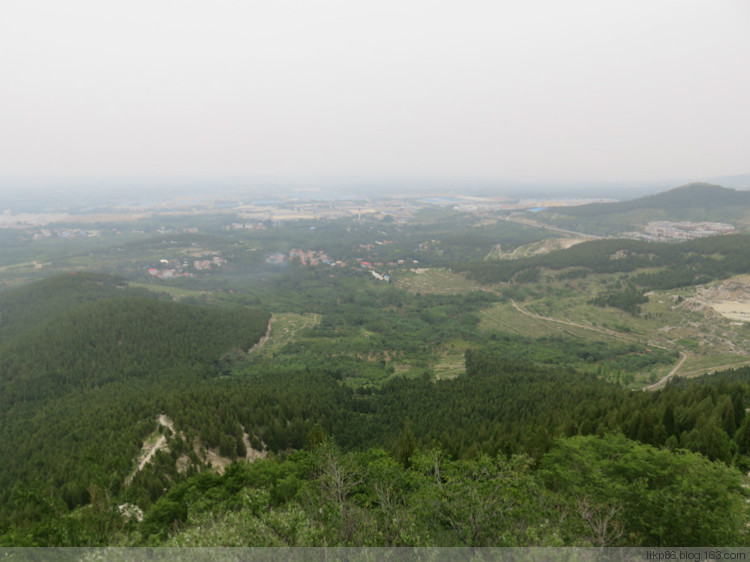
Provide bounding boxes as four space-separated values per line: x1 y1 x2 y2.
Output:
590 285 649 315
483 333 677 383
3 331 750 546
0 274 270 532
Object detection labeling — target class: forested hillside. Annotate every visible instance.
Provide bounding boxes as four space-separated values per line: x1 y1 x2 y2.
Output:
0 272 148 342
3 351 749 546
0 273 270 536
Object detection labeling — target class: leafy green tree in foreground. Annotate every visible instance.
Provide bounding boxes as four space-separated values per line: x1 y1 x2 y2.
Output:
542 434 749 546
125 434 749 547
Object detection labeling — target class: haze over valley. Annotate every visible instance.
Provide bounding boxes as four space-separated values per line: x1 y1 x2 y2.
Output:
3 0 750 551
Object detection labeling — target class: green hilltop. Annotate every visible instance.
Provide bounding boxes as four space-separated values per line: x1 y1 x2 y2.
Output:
558 182 750 216
537 182 750 234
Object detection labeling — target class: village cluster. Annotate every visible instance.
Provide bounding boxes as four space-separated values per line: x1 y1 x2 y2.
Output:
265 248 396 283
147 253 226 279
636 221 735 241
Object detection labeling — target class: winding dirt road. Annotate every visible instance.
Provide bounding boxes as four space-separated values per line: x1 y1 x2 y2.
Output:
509 299 690 390
642 352 688 391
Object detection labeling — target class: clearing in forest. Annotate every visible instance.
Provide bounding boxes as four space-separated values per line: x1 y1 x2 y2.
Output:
484 237 588 260
395 268 485 295
250 312 321 358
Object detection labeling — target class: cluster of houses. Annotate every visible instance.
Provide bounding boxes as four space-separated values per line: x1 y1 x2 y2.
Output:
641 221 735 241
264 249 393 282
147 253 226 279
24 228 102 241
288 249 343 267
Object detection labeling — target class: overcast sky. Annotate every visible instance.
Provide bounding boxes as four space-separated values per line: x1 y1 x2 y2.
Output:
1 0 748 194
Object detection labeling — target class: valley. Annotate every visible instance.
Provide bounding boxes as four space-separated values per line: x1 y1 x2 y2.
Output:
4 0 749 549
2 183 750 547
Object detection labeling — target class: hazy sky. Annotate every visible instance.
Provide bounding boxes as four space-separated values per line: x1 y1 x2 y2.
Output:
1 0 748 192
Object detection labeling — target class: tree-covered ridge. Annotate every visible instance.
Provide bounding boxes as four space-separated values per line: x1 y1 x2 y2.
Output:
144 361 750 547
0 293 270 406
0 273 271 532
456 233 750 289
356 351 750 464
0 272 160 344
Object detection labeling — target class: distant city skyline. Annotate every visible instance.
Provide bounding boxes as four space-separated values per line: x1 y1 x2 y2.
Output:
1 1 748 195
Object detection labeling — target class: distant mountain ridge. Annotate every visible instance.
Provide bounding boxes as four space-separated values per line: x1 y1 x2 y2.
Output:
555 183 750 217
536 182 750 235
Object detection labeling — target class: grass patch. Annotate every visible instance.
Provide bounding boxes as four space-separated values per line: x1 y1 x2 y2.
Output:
127 281 207 300
395 268 485 295
678 354 750 378
433 354 466 380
